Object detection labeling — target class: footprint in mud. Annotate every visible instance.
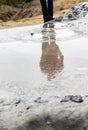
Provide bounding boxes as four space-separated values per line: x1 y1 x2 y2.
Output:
60 95 83 103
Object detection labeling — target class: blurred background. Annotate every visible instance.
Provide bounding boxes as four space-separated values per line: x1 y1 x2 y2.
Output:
0 0 88 26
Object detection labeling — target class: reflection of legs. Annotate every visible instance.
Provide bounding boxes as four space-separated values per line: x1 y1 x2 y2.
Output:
48 0 53 20
41 24 64 80
40 0 49 22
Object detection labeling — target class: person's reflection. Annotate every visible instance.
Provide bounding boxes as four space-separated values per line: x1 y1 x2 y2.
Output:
40 23 64 80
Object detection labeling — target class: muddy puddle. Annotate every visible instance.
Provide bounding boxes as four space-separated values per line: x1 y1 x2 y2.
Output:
0 22 88 129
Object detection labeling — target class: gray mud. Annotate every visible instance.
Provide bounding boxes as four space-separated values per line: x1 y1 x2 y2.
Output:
0 10 88 129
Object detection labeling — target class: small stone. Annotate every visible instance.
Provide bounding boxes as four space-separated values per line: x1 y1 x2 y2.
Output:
68 14 73 19
34 97 41 103
30 33 34 36
72 7 75 10
26 106 32 110
15 99 21 105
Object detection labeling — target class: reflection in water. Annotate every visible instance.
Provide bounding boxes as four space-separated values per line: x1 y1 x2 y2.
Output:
40 23 64 80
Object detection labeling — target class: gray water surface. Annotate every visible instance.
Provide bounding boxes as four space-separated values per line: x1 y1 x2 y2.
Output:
0 22 88 129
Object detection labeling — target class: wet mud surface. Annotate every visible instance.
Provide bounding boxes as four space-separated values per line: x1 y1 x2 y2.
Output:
0 16 88 129
11 107 88 130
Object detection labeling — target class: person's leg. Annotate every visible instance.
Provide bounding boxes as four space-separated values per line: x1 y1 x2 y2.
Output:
40 0 49 22
48 0 53 20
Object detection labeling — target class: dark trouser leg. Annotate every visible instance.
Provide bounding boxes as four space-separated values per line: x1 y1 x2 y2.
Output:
48 0 53 20
40 0 49 22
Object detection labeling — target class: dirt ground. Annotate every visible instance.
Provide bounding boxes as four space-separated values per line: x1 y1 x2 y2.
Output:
0 0 88 28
